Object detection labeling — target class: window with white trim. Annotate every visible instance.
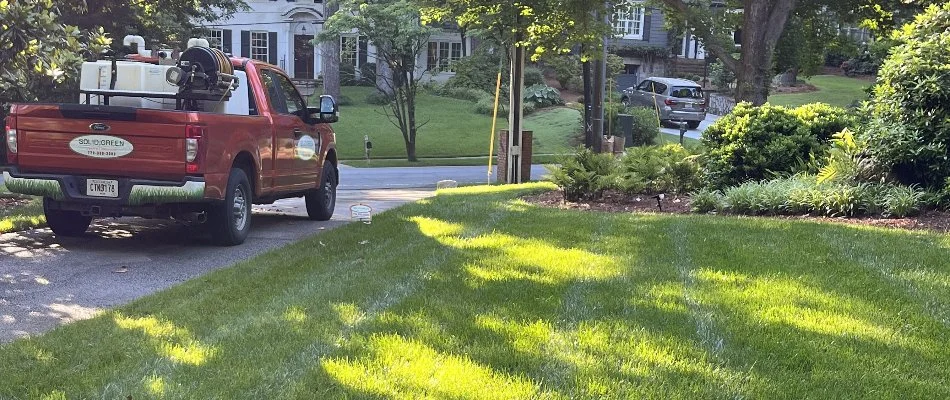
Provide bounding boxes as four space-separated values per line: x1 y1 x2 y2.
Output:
613 1 646 40
341 35 359 68
250 31 269 62
208 29 224 50
427 41 462 71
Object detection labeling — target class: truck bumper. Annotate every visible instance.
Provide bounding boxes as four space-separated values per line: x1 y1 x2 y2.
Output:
2 170 206 206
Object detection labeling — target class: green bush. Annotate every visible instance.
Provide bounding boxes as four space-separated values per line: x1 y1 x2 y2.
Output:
709 61 735 92
789 103 856 142
446 48 506 93
364 91 392 105
690 188 723 213
702 103 824 188
438 86 491 103
546 55 580 89
866 3 950 188
360 62 377 86
616 106 660 146
707 175 924 218
548 147 618 201
524 84 564 108
616 144 701 195
524 67 545 87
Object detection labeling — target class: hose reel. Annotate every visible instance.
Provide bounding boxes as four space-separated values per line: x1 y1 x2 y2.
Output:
165 46 239 105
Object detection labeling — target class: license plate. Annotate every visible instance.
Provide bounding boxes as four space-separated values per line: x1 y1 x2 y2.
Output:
86 179 119 198
685 103 694 109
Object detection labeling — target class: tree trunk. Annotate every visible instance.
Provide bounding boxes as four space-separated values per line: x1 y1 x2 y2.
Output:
405 71 418 162
733 0 796 105
321 1 341 98
459 26 468 57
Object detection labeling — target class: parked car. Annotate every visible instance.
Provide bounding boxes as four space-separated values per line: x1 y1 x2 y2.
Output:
620 77 707 129
2 46 340 246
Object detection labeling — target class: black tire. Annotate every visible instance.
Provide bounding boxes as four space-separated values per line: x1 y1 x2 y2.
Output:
43 198 92 237
208 168 252 246
306 162 337 221
687 121 701 130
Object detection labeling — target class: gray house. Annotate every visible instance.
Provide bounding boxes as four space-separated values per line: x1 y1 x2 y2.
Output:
610 1 710 90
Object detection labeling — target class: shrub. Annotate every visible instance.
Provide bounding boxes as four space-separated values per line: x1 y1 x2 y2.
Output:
690 188 723 213
708 175 922 218
438 86 491 103
364 91 392 105
340 64 359 86
548 147 618 201
616 144 701 195
546 55 580 89
789 103 857 142
702 103 823 188
523 67 545 87
866 3 950 188
360 62 377 86
883 185 925 218
613 106 659 146
474 96 508 116
709 61 735 92
524 84 564 108
446 48 507 93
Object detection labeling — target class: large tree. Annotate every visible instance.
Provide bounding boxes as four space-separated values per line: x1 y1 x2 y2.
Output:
320 0 341 99
1 0 110 118
318 0 432 162
59 0 247 48
657 0 940 105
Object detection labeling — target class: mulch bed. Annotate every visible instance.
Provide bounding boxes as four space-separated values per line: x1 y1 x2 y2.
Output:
0 197 31 210
771 82 819 94
523 190 950 234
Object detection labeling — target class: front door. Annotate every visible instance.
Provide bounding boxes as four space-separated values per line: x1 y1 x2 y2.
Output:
294 35 315 79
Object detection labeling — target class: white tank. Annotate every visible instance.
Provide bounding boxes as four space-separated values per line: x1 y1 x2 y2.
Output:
79 61 178 109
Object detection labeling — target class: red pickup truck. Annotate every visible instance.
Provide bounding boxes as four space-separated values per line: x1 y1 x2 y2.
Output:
2 49 340 246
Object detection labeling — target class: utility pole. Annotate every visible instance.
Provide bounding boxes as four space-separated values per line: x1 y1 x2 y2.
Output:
582 46 593 149
590 12 607 152
506 16 526 184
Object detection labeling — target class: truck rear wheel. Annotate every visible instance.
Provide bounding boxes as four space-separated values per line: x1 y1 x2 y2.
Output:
208 168 252 246
305 162 336 221
43 198 92 237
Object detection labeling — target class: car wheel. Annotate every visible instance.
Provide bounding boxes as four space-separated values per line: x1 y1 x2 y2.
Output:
687 121 701 130
43 198 92 237
306 161 337 221
208 168 252 246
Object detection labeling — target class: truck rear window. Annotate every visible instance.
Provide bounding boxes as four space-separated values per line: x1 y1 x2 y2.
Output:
671 86 704 99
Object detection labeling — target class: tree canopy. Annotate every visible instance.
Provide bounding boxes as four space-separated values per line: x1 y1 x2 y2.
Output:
59 0 247 48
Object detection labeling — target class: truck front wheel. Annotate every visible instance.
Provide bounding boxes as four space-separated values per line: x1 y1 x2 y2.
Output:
43 198 92 237
208 168 252 246
305 161 337 221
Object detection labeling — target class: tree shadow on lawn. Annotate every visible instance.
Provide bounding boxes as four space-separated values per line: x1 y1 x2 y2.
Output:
2 186 949 398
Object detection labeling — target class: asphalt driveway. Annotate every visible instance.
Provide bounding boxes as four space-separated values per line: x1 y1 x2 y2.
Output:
0 164 550 343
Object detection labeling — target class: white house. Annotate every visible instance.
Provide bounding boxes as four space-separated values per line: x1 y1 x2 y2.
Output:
201 0 472 81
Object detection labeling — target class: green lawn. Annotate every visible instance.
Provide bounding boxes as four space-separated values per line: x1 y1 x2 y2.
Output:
0 185 45 233
329 87 581 160
768 75 872 108
2 184 949 398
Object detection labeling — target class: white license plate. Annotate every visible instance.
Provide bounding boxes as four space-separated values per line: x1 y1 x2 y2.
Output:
86 179 119 198
684 103 694 109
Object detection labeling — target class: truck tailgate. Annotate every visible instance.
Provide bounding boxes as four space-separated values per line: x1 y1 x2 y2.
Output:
13 104 189 180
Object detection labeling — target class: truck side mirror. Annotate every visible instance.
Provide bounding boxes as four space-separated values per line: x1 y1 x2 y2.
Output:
312 95 338 124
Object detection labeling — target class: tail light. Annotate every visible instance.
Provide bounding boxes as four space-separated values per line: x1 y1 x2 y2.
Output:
5 118 16 164
185 125 206 174
664 99 677 106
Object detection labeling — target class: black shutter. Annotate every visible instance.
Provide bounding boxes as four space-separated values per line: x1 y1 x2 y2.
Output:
268 32 278 65
222 29 232 54
241 30 250 58
358 36 368 68
643 9 652 42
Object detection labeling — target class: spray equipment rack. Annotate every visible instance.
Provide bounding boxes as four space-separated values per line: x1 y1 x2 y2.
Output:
79 46 240 111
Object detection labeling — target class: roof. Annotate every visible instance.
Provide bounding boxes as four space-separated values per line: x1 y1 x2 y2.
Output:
644 77 701 87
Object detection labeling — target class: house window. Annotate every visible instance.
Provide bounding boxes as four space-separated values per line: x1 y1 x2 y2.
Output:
208 29 224 50
427 41 462 71
613 1 646 40
251 31 269 62
341 36 359 68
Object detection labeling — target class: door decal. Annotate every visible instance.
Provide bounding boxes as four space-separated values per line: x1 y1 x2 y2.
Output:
295 135 317 160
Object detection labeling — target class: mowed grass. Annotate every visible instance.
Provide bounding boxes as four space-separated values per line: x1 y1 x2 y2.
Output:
330 87 581 160
768 75 872 108
0 184 45 233
2 184 949 398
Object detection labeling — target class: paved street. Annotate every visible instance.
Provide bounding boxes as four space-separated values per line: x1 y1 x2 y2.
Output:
658 113 719 141
0 164 551 342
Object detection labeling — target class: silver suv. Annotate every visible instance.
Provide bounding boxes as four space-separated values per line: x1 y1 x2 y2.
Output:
621 77 707 129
